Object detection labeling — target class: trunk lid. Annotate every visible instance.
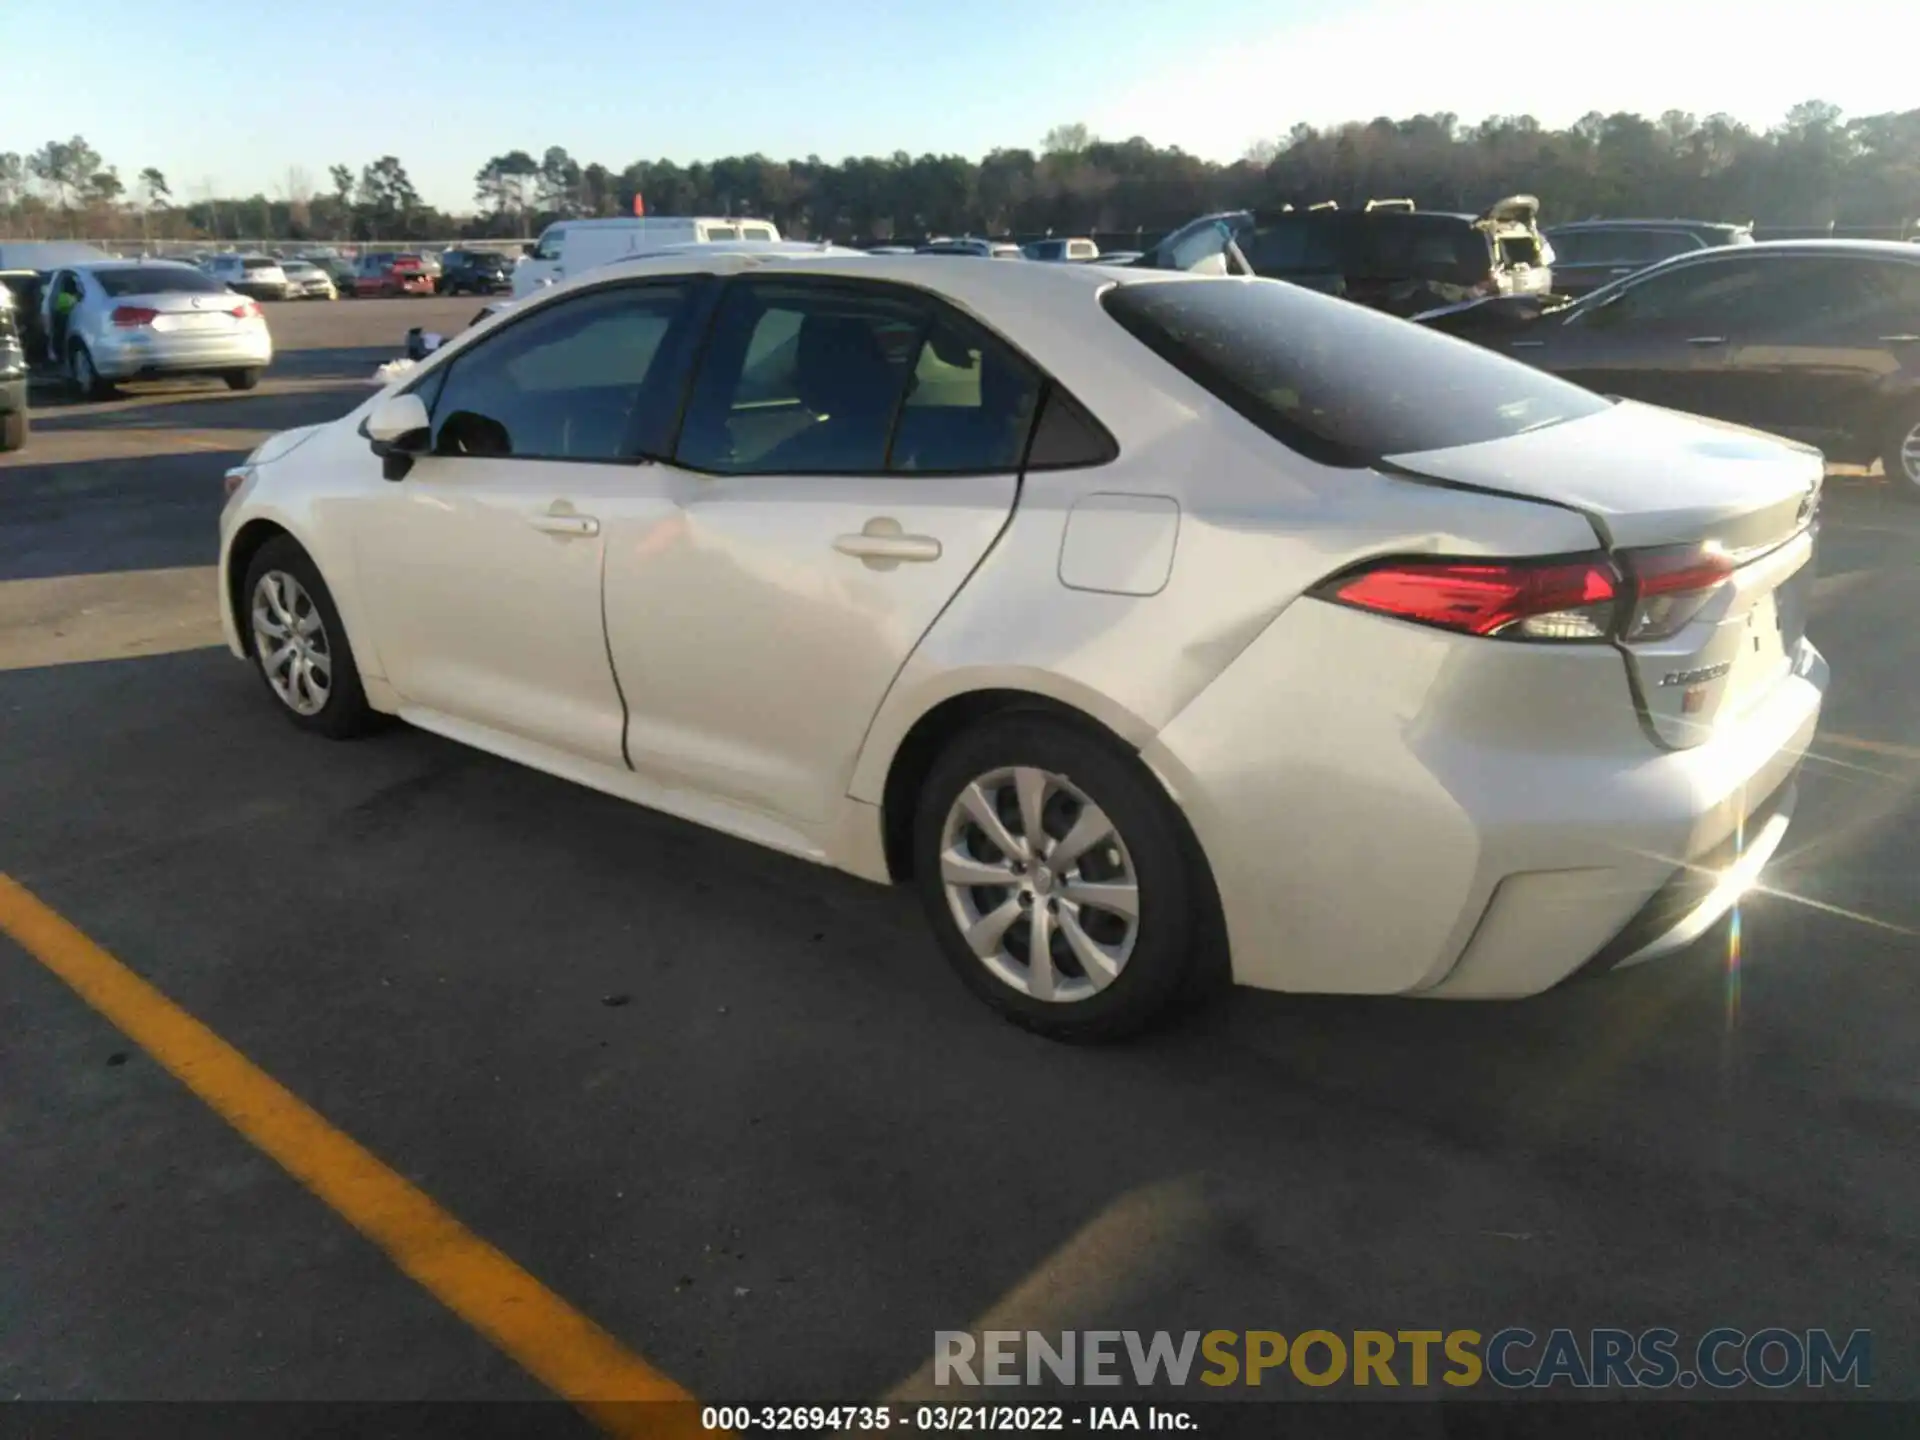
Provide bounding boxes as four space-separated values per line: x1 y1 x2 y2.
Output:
1386 399 1821 748
127 290 251 334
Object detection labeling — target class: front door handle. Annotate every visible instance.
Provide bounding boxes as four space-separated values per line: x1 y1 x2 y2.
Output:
1686 335 1728 346
1878 334 1920 344
530 509 600 538
833 516 942 569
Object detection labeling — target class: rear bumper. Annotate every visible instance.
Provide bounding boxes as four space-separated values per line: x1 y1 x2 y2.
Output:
1142 598 1828 999
231 281 290 301
91 328 273 379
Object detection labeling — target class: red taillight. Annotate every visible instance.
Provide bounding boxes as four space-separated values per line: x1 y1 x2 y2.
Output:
231 301 261 319
1315 554 1620 641
1619 545 1737 642
111 305 158 328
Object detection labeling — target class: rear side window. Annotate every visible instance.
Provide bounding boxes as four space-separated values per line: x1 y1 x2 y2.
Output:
96 267 227 297
1103 278 1608 465
1243 217 1341 273
676 280 924 474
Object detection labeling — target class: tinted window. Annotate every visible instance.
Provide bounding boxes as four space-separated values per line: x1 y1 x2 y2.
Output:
705 225 740 241
428 282 697 462
95 267 227 297
1243 216 1341 273
889 310 1042 473
1104 278 1609 465
1846 257 1920 315
1644 231 1702 260
242 257 278 271
675 280 921 474
1585 256 1772 327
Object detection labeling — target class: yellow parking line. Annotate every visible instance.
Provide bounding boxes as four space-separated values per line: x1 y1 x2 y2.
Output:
0 874 698 1437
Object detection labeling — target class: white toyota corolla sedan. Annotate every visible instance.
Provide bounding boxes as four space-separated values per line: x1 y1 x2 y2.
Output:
218 250 1827 1040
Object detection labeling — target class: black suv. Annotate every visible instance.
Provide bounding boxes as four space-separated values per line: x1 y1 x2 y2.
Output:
1136 197 1553 317
436 249 514 296
1544 219 1754 297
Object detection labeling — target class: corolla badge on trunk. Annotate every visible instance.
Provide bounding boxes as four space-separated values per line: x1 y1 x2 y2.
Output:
1660 662 1734 687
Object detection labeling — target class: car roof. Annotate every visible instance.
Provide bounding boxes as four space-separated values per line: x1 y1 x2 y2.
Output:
72 258 203 272
1677 238 1920 259
1550 218 1748 232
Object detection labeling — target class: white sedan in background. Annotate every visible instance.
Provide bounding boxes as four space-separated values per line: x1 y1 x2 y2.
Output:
42 260 272 396
218 252 1825 1040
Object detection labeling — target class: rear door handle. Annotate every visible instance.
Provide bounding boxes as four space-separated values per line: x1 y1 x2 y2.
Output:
1879 334 1920 344
1686 335 1728 346
530 510 600 537
833 517 941 568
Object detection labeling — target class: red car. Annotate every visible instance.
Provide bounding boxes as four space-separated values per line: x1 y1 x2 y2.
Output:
351 253 435 298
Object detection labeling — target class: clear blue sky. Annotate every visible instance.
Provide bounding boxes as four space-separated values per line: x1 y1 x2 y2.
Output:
2 0 1908 213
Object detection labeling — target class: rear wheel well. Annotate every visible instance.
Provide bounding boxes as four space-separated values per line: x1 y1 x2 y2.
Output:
881 691 1107 882
225 519 294 652
880 688 1233 995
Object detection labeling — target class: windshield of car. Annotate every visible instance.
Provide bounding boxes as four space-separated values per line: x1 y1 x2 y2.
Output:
1103 277 1609 465
241 257 280 272
95 266 229 297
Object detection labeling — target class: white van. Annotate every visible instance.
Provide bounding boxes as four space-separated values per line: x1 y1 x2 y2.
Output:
512 216 782 297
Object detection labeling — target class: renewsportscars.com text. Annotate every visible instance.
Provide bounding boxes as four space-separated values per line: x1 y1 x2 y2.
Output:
933 1328 1871 1391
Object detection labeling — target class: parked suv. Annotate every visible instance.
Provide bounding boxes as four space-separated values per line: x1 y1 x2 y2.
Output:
1545 219 1754 297
1138 197 1553 317
436 249 514 295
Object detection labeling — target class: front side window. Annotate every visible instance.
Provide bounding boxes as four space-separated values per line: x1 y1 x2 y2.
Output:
1161 218 1236 272
426 281 699 462
1578 257 1772 328
532 228 566 261
1104 277 1608 465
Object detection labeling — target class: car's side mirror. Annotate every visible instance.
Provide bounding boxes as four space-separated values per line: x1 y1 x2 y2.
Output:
365 392 431 481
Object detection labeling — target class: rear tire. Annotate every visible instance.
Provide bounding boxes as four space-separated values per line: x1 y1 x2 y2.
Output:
0 409 25 452
1883 409 1920 502
911 713 1204 1042
69 341 111 400
240 536 380 739
225 368 262 391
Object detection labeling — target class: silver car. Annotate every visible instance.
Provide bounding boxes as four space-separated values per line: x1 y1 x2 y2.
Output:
279 258 338 301
205 252 293 301
41 260 273 397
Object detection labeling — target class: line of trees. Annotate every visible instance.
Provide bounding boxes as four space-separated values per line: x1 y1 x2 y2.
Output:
4 103 1917 248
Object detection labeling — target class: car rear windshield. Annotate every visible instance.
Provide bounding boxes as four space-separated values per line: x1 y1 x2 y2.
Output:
1102 278 1609 466
96 267 228 297
242 257 279 271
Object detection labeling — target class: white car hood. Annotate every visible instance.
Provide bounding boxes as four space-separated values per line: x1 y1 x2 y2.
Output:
250 424 326 466
1384 399 1823 552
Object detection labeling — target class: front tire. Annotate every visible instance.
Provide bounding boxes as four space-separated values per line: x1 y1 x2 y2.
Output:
912 713 1201 1042
1883 409 1920 502
225 368 262 391
241 537 380 739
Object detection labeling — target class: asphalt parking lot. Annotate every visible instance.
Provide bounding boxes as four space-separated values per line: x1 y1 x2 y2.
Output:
3 296 1919 1417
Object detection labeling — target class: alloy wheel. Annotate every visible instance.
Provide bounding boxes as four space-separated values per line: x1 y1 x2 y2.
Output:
1901 421 1920 486
251 570 332 716
939 766 1140 1003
